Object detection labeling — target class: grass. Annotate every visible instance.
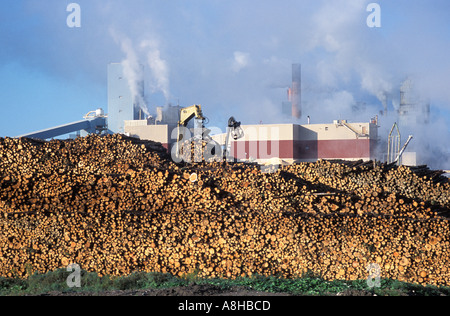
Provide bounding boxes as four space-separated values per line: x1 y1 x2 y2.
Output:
0 269 449 296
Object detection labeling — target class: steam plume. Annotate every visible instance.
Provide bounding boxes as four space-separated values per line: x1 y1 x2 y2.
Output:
110 29 150 116
141 39 171 103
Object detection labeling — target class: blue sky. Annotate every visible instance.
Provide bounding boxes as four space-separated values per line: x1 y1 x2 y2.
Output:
0 0 449 165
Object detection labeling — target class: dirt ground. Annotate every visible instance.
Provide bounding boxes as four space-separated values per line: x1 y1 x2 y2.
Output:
36 283 376 296
37 284 286 296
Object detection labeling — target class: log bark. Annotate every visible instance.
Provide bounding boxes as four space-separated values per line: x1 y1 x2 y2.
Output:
0 135 448 286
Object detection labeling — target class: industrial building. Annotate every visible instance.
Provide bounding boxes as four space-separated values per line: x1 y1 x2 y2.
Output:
16 62 381 165
398 78 430 127
383 77 431 167
212 119 379 164
107 63 142 134
122 105 185 151
126 117 380 165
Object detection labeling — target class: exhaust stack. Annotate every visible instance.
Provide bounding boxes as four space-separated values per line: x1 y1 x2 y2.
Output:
290 64 301 119
282 63 302 119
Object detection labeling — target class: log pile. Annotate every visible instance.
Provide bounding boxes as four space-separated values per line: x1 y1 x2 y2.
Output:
0 135 449 286
178 137 221 164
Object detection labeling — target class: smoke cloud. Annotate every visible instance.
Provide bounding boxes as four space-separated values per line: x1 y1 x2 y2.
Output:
110 30 150 116
1 0 449 168
141 39 171 103
110 28 171 115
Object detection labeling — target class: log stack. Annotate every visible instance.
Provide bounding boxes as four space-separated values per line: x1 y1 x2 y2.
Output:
0 135 449 286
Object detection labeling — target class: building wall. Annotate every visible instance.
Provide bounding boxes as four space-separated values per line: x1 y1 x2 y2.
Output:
401 152 417 166
236 124 294 141
122 104 202 152
230 122 378 163
122 120 379 163
107 63 140 134
230 124 294 161
156 106 181 125
124 124 171 150
294 122 377 161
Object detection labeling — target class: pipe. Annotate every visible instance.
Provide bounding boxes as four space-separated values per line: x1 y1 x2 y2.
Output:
394 135 414 164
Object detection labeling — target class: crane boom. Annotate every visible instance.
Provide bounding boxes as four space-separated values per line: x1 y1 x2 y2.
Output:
174 105 206 162
224 116 244 162
178 105 205 127
394 135 413 164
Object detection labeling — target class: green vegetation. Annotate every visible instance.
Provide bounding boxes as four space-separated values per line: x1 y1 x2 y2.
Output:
0 269 449 296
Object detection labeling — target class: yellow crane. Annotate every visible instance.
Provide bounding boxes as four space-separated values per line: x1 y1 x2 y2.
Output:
174 105 206 161
173 105 244 163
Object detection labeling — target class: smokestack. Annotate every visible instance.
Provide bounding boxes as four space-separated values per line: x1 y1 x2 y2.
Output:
291 64 301 119
382 94 388 116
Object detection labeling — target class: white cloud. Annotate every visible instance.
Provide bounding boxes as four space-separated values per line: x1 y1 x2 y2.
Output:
232 51 250 73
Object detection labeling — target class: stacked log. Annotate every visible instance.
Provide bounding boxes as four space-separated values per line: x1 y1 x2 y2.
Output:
0 135 449 287
287 159 449 208
178 137 221 164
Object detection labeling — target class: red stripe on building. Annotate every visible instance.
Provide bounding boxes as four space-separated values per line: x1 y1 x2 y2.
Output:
232 140 293 160
317 139 371 159
232 139 374 160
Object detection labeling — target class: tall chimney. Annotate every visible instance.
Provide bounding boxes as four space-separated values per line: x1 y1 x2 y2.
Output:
291 63 301 119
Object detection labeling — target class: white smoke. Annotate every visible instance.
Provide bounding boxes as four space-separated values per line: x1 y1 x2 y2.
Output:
5 0 449 168
110 29 150 116
140 39 171 103
359 63 395 105
110 28 171 114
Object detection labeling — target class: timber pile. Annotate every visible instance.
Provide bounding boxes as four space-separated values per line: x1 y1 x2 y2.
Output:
0 135 449 287
178 137 220 163
290 159 449 208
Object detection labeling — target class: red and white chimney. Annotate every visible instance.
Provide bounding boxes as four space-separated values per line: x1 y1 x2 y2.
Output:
291 63 301 119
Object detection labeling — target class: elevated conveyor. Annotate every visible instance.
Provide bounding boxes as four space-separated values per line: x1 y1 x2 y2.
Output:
16 109 107 140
